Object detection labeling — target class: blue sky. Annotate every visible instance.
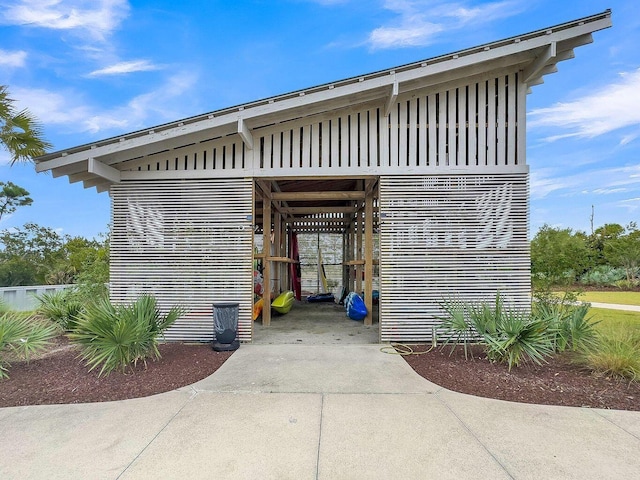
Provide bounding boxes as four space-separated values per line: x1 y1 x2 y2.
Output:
0 0 637 240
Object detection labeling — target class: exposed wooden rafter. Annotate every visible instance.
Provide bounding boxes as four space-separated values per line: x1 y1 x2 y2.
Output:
523 42 557 84
237 118 254 150
88 157 121 184
384 77 399 116
271 191 365 201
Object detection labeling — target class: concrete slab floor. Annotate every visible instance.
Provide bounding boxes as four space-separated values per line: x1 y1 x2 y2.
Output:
252 300 379 345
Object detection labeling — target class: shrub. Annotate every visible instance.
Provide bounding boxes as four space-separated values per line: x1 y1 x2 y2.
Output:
576 331 640 382
533 299 598 353
68 295 185 376
438 293 556 370
483 311 556 370
612 279 640 290
579 266 626 286
437 297 475 359
35 290 84 331
0 312 58 378
557 304 599 352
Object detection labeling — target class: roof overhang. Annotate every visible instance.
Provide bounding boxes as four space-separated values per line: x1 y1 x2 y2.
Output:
35 10 612 192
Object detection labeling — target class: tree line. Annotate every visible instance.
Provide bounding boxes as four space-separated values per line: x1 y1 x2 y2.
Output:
532 223 640 289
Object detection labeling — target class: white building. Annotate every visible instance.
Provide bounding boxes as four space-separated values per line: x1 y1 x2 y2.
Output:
36 11 612 343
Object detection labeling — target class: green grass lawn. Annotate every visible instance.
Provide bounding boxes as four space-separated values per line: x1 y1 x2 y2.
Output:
590 307 640 335
577 291 640 306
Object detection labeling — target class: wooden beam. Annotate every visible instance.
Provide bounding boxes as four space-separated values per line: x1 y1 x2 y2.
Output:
271 191 365 201
364 180 374 326
88 157 121 183
364 178 378 197
269 180 296 223
255 179 272 199
384 78 399 116
237 118 254 150
262 182 272 327
344 259 379 266
274 203 282 292
292 217 352 224
356 203 363 295
523 42 556 85
68 171 95 184
280 206 360 215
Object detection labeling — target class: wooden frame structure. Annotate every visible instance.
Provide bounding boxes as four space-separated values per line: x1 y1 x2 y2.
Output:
35 12 611 342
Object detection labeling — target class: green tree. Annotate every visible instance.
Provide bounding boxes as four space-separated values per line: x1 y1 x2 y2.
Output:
0 181 32 221
0 223 65 286
69 232 110 300
0 85 51 165
588 223 624 266
531 225 592 287
605 224 640 284
0 223 109 288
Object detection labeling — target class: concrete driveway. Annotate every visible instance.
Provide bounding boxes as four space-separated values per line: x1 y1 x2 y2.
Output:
1 344 639 479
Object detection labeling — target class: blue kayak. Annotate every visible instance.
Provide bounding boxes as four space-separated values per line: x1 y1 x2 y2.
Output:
345 292 367 321
307 292 335 303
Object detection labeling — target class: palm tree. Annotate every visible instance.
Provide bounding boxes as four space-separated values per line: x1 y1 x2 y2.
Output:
0 85 51 165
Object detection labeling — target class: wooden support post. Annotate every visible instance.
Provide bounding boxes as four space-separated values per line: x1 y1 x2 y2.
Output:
349 215 355 292
274 206 282 293
280 217 287 292
262 183 272 326
342 215 349 292
356 204 363 294
340 222 349 294
364 180 374 326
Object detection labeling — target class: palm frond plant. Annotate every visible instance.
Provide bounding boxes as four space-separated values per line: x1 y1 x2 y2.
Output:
532 292 599 353
560 304 599 352
0 312 58 378
484 310 556 371
437 296 474 359
35 290 84 331
468 293 503 337
69 295 186 376
0 85 51 165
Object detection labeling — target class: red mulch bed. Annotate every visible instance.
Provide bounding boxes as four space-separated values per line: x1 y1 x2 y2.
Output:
1 338 638 411
0 337 232 407
401 344 640 411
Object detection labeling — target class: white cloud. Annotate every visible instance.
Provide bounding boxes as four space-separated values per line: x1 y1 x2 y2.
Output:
367 0 523 50
530 169 568 199
592 187 628 195
370 20 444 49
531 164 640 200
1 0 130 40
12 72 198 135
88 60 163 77
617 197 640 212
0 49 27 68
529 68 640 141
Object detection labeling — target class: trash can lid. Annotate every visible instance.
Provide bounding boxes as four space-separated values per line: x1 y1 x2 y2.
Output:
212 302 240 308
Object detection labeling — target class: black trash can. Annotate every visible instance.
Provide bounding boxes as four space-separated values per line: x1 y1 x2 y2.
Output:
212 302 240 352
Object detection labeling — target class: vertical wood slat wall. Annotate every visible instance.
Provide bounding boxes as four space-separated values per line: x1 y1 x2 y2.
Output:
110 179 254 342
378 174 530 342
122 71 521 176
